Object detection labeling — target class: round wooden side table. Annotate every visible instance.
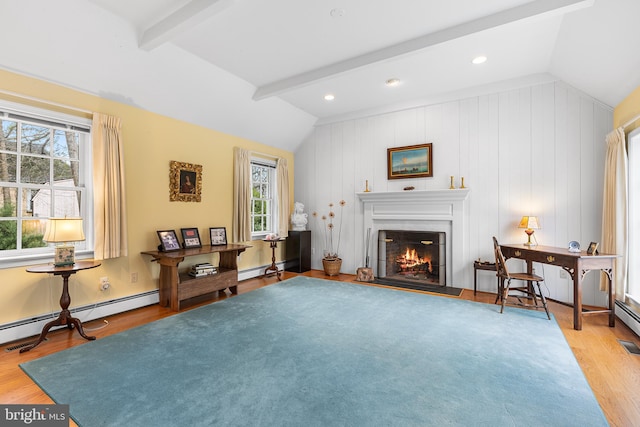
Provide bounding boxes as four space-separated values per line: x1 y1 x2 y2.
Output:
21 260 101 353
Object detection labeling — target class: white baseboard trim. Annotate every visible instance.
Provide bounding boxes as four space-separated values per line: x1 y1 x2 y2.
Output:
616 300 640 338
1 262 288 347
238 262 286 282
1 291 159 347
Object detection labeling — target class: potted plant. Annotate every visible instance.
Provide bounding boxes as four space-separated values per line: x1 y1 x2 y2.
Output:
313 200 346 276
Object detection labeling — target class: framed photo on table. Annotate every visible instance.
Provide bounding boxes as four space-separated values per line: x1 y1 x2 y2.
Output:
157 230 181 252
209 227 227 246
387 143 433 179
587 241 599 255
180 228 202 249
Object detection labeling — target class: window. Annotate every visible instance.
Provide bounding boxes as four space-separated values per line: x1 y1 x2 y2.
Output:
628 128 640 305
0 101 92 265
250 159 277 238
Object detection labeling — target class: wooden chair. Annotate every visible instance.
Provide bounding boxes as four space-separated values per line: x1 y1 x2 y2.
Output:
492 237 550 319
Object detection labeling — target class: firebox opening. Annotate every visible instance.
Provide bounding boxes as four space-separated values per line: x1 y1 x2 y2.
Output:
377 230 446 291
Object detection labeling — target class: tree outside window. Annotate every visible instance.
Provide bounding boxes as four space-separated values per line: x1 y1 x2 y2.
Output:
0 114 86 252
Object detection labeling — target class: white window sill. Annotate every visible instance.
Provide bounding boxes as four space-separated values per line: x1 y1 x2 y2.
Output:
0 250 95 269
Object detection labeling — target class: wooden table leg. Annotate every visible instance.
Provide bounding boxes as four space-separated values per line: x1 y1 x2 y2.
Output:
20 272 95 353
573 272 583 331
605 267 616 327
263 241 282 280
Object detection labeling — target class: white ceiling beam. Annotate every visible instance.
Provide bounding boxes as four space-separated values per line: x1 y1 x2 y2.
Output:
140 0 235 51
253 0 593 101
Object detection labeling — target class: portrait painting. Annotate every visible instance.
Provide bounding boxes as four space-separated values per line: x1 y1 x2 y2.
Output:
169 160 202 202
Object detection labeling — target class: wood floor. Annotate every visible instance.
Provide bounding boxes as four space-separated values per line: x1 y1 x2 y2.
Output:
2 270 640 426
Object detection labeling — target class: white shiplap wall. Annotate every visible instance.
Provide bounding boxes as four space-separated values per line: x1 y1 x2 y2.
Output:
294 81 612 306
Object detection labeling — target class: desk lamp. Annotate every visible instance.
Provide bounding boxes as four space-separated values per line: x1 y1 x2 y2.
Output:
43 218 85 266
518 216 540 247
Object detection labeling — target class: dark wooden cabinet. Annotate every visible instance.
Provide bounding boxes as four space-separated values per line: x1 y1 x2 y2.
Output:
285 230 311 273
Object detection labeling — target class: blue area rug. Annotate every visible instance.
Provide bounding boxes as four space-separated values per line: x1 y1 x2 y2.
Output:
20 277 607 426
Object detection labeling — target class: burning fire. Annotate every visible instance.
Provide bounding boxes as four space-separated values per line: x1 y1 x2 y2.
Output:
396 248 432 272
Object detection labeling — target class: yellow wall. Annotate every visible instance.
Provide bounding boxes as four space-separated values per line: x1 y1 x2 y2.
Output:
614 84 640 132
0 69 294 325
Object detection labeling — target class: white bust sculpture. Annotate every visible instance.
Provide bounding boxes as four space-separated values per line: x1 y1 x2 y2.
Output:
290 202 308 231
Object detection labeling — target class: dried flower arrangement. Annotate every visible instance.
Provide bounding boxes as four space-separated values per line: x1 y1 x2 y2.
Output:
313 200 346 260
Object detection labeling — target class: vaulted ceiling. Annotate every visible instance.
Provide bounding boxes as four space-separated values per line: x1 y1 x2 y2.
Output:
2 0 639 151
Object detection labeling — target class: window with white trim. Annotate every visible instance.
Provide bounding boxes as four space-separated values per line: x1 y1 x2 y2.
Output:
628 128 640 306
250 159 277 238
0 101 92 265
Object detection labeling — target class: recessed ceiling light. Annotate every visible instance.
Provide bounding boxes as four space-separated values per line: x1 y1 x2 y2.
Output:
472 56 487 65
324 94 335 101
385 78 401 87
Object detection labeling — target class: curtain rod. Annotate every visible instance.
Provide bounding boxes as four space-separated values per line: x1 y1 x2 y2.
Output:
0 88 93 116
622 112 640 130
251 150 280 160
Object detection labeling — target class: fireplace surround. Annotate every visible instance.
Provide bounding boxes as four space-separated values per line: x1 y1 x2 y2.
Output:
357 189 470 287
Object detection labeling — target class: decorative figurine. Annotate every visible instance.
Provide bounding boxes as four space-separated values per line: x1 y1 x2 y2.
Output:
290 201 308 231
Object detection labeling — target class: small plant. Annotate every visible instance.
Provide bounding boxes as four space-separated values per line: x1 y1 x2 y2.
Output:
313 200 346 260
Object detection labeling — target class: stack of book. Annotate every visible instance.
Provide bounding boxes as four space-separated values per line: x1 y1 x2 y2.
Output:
189 263 217 277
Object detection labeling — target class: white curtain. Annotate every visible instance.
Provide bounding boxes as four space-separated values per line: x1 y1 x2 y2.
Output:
92 113 128 260
277 158 290 238
233 147 251 242
600 127 628 299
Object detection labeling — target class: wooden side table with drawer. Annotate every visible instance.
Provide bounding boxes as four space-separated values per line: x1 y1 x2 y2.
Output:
473 260 497 298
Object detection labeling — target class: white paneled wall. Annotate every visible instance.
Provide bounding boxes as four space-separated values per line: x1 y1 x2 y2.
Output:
294 81 612 306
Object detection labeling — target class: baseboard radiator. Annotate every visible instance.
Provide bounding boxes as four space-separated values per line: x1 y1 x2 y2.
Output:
1 291 159 347
616 300 640 338
1 263 285 346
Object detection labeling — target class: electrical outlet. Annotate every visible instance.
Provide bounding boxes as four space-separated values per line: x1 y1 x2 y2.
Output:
559 269 569 279
131 272 138 283
99 276 110 291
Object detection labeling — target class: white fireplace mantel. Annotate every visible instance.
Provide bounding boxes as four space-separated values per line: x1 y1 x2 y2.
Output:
357 189 470 204
357 189 470 286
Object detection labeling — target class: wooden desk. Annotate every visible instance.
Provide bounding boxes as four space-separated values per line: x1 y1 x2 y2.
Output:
22 260 101 352
500 244 616 331
142 244 250 311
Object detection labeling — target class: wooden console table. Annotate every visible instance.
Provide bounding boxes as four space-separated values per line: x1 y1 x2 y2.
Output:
142 244 250 311
500 244 617 331
22 260 101 352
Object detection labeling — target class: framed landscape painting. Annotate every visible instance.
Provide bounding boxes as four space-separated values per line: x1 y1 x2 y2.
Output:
387 143 433 179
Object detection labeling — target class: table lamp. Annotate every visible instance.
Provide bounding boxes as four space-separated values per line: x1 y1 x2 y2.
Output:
518 216 540 247
43 218 85 266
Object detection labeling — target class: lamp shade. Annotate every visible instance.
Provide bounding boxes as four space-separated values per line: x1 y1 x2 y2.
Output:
518 216 540 230
43 218 85 243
